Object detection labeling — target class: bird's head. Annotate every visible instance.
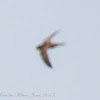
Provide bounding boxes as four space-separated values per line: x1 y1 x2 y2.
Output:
36 45 42 50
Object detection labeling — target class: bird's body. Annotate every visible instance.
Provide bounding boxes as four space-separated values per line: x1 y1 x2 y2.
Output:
37 30 65 68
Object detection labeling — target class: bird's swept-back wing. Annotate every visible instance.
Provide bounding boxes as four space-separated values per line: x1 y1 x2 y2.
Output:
40 49 52 68
44 29 61 43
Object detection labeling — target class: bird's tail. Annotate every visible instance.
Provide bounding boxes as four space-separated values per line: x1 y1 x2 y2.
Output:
50 43 66 48
59 42 66 46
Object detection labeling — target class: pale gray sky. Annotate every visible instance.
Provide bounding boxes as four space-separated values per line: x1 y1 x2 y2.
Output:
0 0 100 100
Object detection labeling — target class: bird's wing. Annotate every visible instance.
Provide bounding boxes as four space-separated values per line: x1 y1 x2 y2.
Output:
40 49 52 68
44 29 61 43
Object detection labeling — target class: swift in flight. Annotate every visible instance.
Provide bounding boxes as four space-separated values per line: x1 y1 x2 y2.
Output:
36 30 65 68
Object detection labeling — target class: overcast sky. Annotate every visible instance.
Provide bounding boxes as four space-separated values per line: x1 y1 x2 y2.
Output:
0 0 100 100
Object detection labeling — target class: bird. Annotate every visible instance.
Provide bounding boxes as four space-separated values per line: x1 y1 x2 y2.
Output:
36 29 65 68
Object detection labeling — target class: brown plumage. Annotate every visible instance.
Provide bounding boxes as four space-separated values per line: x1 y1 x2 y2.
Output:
36 30 65 68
